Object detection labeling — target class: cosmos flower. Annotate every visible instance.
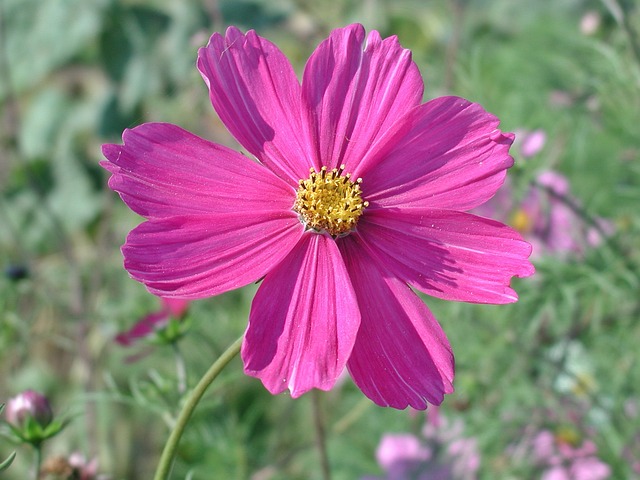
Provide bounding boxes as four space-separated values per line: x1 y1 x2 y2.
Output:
102 24 533 409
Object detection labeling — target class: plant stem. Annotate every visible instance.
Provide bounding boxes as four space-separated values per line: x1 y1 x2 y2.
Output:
153 335 243 480
33 444 42 480
172 342 187 396
332 397 372 435
312 390 331 480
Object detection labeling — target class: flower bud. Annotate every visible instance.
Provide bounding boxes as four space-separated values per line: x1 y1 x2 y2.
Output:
5 390 53 430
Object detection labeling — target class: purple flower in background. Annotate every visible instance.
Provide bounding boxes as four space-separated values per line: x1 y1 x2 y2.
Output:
375 434 436 479
517 129 547 158
526 171 612 257
476 169 613 259
532 429 611 480
364 407 480 479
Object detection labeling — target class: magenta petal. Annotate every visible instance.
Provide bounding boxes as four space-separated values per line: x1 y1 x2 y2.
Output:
197 27 312 185
102 123 295 219
302 24 423 171
123 212 302 298
338 236 454 410
361 96 514 211
115 311 169 346
161 298 190 317
243 233 360 397
358 209 534 304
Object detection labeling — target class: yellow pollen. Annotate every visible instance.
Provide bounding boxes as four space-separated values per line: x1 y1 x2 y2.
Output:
293 165 368 236
510 208 533 233
554 425 581 447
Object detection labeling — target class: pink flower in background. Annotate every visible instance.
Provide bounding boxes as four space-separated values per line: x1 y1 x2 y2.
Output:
102 24 533 409
476 169 613 259
524 171 612 257
365 408 480 479
517 129 547 158
68 452 99 480
532 430 611 480
374 434 435 479
41 452 104 480
115 297 190 346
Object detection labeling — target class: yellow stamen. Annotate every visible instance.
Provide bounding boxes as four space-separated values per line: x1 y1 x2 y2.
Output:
293 165 368 236
511 208 533 233
555 425 581 447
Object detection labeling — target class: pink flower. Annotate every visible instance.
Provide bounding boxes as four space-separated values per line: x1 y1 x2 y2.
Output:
527 171 613 257
115 297 190 346
68 452 100 480
366 409 480 479
41 452 104 480
531 430 611 480
102 24 533 409
516 129 546 158
477 170 613 259
376 434 433 478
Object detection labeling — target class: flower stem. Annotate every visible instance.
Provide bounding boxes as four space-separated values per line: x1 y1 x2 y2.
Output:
332 397 371 435
153 335 243 480
172 342 187 396
33 444 42 480
311 390 331 480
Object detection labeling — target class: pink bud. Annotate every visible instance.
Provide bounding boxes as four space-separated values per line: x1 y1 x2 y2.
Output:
5 390 53 429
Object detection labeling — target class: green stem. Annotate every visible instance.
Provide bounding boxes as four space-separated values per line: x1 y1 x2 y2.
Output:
172 342 187 396
153 335 243 480
332 397 372 435
312 390 331 480
33 444 42 480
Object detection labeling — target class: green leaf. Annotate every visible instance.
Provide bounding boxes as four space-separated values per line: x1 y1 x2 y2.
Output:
0 451 16 472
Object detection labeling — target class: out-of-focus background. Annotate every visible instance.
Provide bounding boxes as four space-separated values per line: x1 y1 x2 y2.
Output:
1 0 639 478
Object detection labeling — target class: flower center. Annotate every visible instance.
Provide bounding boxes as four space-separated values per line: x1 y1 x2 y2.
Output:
510 209 533 233
293 165 368 236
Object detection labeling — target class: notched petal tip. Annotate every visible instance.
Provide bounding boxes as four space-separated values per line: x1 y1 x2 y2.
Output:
101 143 121 160
242 234 360 399
197 24 311 184
340 238 454 410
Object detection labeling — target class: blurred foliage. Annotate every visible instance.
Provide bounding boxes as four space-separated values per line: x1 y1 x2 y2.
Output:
0 0 639 478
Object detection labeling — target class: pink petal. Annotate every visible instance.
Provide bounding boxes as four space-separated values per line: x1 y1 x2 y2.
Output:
116 297 190 346
302 24 423 172
339 236 454 409
197 27 313 185
376 434 432 470
123 211 302 298
359 96 514 211
358 209 534 304
519 129 546 158
243 233 360 397
161 298 190 317
115 310 169 346
102 123 295 219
